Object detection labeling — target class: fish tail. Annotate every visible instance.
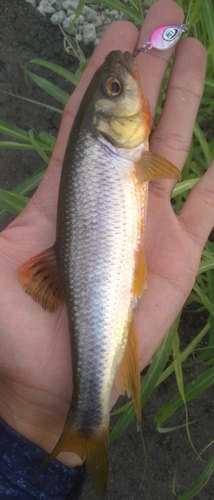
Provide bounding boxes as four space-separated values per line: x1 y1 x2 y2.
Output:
43 416 109 498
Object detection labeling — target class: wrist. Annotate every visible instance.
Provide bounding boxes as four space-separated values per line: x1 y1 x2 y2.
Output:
0 377 83 468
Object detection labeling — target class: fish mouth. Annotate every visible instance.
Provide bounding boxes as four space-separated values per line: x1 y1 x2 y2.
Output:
104 50 138 77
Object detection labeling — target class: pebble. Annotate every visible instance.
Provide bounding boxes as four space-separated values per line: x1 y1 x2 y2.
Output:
25 0 37 7
68 0 79 10
62 0 73 9
37 5 46 15
25 0 128 48
82 6 98 23
50 10 66 24
75 33 82 43
43 5 55 13
82 23 96 46
62 14 75 30
108 9 120 19
78 15 84 25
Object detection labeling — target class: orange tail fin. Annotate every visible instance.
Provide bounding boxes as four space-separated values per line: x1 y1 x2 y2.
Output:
43 417 109 498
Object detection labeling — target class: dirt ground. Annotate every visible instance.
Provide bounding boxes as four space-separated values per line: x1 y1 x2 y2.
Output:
0 1 214 499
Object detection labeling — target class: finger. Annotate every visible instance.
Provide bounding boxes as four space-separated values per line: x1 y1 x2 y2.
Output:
149 37 206 198
136 0 184 120
179 160 214 250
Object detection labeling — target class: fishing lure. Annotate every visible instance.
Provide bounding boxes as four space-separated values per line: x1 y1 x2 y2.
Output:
135 23 188 56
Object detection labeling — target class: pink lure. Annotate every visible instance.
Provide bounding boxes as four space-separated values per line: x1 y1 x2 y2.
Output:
135 24 188 55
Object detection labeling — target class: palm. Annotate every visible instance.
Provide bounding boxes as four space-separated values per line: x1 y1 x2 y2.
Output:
137 192 198 361
0 223 70 391
0 0 214 462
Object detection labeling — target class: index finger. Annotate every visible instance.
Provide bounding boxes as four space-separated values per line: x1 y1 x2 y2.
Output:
136 0 184 120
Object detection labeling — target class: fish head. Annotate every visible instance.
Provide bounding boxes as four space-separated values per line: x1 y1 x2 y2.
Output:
89 50 151 149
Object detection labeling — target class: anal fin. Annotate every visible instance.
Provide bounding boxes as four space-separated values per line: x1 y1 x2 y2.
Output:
16 246 64 312
132 249 147 299
116 320 141 426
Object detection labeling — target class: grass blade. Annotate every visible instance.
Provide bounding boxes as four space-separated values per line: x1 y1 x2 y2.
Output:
173 331 186 399
109 398 135 444
177 454 214 500
28 58 79 86
198 259 214 274
0 167 46 220
205 77 214 89
25 70 70 105
193 281 214 318
37 131 56 148
156 323 210 386
154 365 214 428
200 0 214 68
194 122 213 167
0 142 35 150
129 0 143 19
0 189 28 214
157 421 198 434
14 167 45 195
172 178 199 197
0 89 63 114
172 332 198 456
69 0 85 31
0 120 30 142
28 130 50 164
141 314 181 406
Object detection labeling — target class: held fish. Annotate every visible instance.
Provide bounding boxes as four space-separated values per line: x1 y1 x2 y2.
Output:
17 50 180 496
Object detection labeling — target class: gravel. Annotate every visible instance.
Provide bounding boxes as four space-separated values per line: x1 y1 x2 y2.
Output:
24 0 129 48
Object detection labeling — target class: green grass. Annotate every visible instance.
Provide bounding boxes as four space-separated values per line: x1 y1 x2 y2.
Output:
0 1 214 498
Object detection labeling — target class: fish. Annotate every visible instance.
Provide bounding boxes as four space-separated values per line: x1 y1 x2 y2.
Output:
16 50 180 497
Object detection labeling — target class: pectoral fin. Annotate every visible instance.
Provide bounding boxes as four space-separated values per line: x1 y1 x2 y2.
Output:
115 319 141 426
16 246 64 312
136 151 181 182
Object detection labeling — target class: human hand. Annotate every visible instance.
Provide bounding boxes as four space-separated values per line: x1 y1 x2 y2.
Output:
0 0 212 469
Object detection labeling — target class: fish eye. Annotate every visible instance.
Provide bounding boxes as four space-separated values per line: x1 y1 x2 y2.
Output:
105 77 122 97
